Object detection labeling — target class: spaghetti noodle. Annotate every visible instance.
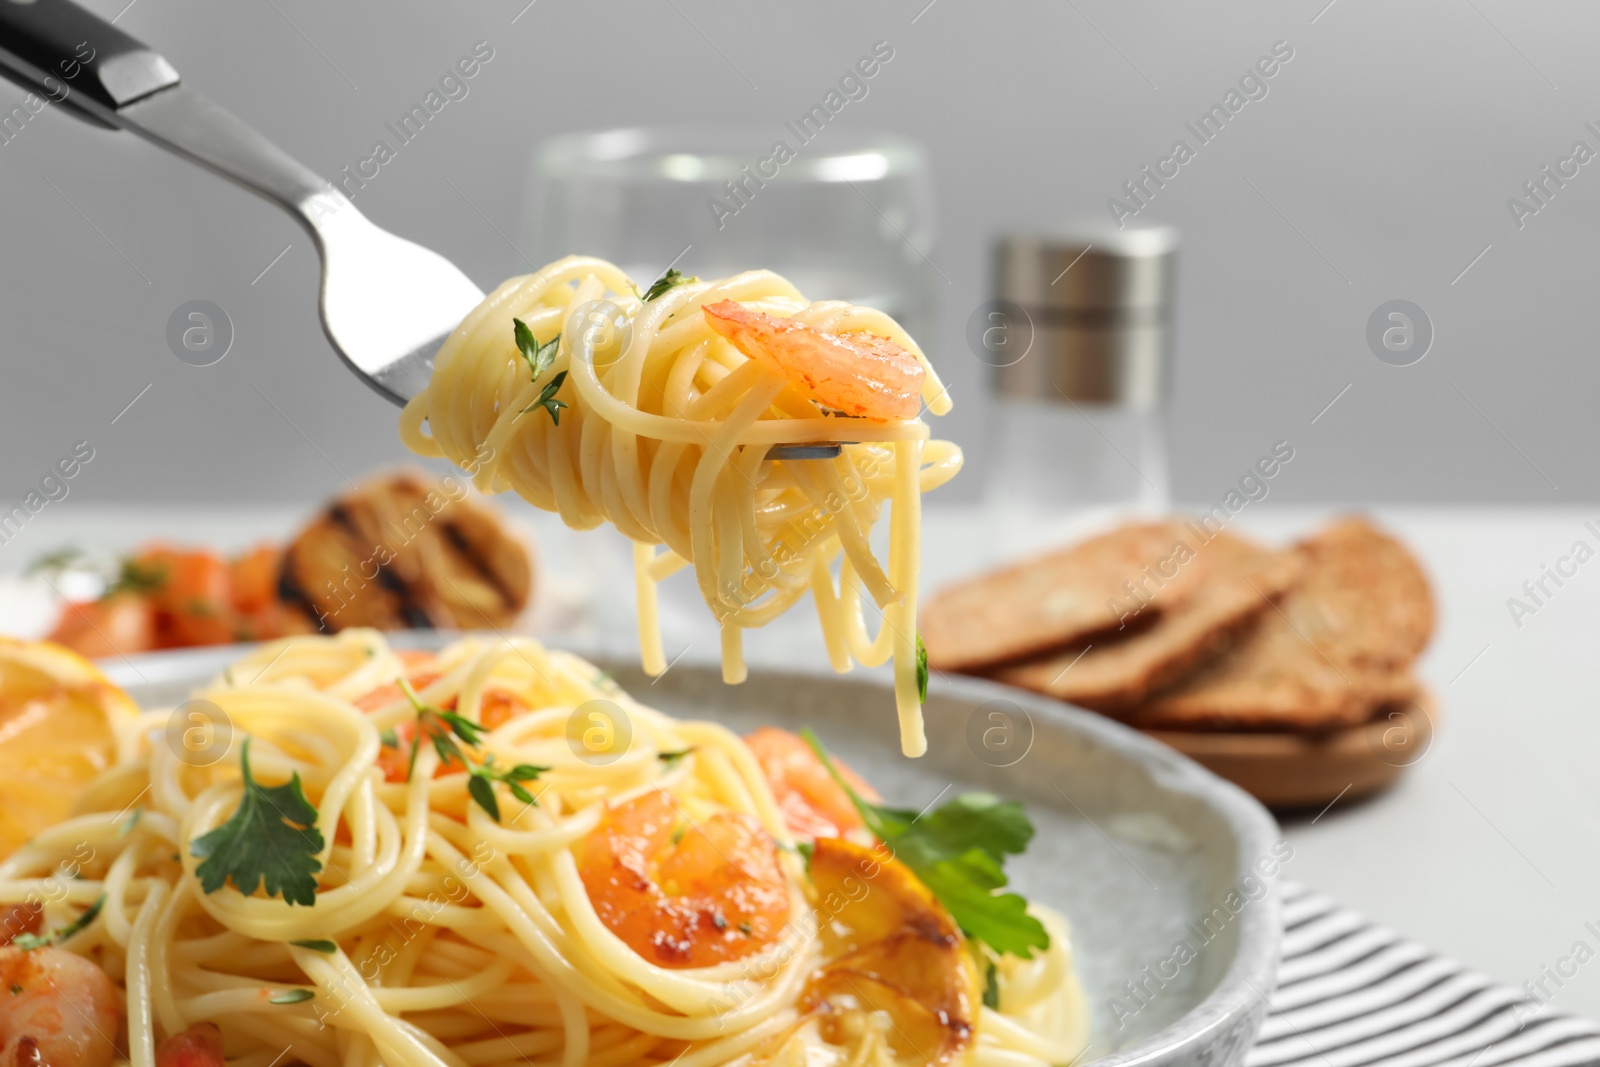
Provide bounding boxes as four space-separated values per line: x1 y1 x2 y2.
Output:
398 257 961 757
0 631 1087 1067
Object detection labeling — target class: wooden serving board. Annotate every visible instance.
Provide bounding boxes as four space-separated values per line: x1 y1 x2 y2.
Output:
1141 688 1438 810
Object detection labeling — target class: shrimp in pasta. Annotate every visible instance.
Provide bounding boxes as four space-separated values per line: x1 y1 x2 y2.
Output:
0 631 1088 1067
0 947 120 1067
578 790 790 968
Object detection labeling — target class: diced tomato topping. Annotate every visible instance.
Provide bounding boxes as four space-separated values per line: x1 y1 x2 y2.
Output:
355 657 475 784
229 545 282 613
354 670 442 713
373 715 475 783
480 689 531 730
155 1023 226 1067
46 595 157 658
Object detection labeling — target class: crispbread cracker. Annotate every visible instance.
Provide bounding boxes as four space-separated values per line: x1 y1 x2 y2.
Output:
990 530 1303 710
1284 517 1434 671
1125 517 1434 732
921 521 1208 673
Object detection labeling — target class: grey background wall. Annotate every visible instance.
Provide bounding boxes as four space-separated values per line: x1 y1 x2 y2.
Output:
1 0 1594 507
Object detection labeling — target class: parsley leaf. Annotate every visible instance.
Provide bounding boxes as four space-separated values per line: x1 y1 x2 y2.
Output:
13 894 106 951
291 939 338 953
438 710 488 746
916 632 929 703
658 748 694 768
117 806 143 839
513 318 560 382
398 678 484 779
467 756 547 822
518 371 569 425
190 739 324 907
269 989 315 1005
25 549 167 601
983 958 1001 1009
396 680 544 823
512 320 567 424
641 268 697 302
24 546 86 579
106 557 168 597
800 729 1049 958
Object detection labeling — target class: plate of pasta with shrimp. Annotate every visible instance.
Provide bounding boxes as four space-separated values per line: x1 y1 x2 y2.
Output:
0 629 1280 1067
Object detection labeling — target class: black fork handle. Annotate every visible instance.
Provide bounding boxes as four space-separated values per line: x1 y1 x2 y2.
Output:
0 0 178 127
0 0 343 227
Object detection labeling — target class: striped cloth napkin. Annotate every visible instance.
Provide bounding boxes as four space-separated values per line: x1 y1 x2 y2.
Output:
1247 884 1600 1067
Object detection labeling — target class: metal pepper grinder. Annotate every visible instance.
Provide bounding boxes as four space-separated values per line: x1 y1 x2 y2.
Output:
979 224 1177 554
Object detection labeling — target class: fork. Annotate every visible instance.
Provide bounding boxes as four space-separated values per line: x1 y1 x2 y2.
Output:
0 0 841 459
0 0 481 407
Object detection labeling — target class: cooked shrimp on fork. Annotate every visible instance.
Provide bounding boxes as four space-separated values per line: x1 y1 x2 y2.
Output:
702 300 926 421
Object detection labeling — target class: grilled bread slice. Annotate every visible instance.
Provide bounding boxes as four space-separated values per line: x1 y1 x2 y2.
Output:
279 471 532 632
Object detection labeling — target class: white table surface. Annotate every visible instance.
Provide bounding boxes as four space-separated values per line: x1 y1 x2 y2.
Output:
2 502 1594 1016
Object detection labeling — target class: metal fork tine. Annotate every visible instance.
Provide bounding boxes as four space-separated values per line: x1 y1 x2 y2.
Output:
766 443 850 461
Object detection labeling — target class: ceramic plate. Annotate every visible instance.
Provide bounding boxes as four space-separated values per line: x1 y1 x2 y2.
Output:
107 639 1283 1067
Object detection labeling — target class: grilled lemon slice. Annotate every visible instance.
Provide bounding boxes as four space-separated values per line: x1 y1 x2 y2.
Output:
0 638 140 857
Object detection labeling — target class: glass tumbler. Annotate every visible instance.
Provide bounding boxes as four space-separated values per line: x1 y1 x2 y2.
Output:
520 124 937 343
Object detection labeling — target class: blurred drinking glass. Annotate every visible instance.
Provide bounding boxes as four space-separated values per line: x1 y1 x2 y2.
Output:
521 124 937 344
